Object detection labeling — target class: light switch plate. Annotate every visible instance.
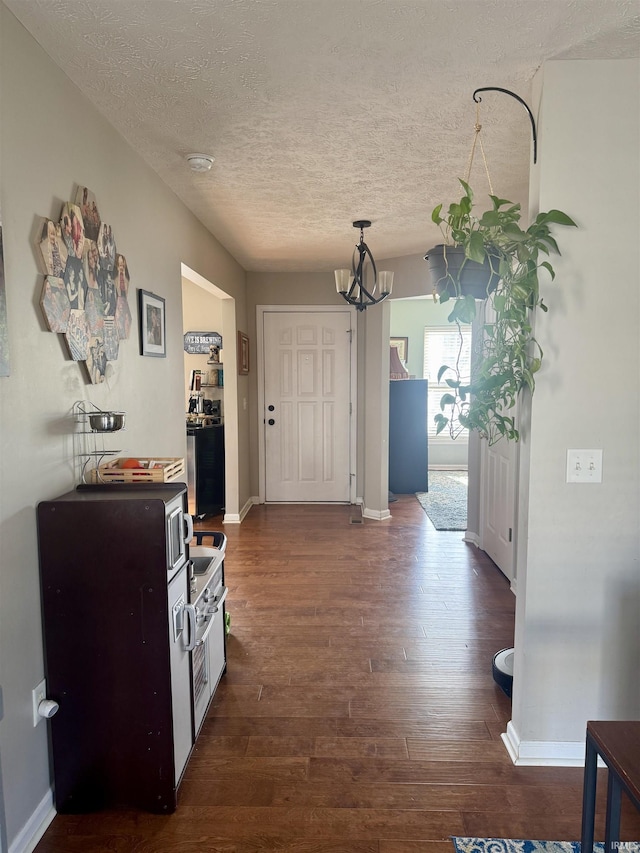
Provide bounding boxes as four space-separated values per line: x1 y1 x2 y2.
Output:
566 449 603 483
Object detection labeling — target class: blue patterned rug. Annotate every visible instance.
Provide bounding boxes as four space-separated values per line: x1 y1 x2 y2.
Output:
452 840 639 853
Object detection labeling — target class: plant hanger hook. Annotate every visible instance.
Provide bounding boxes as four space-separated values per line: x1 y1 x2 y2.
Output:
472 87 538 164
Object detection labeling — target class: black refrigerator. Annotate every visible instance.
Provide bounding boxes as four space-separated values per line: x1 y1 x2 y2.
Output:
388 379 428 493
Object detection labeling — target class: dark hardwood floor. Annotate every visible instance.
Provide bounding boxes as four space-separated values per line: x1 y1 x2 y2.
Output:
35 496 640 851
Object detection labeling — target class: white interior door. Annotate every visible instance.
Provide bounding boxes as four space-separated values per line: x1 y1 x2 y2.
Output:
480 430 517 583
263 310 352 502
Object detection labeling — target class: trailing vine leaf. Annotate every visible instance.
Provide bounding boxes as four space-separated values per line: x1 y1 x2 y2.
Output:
428 180 577 445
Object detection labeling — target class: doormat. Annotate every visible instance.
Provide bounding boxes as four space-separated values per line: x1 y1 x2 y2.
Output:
452 840 639 853
416 470 467 531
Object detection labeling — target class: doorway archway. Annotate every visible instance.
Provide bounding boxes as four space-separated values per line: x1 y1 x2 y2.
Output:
181 263 241 522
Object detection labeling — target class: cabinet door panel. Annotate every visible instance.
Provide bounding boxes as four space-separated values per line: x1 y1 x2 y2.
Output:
389 380 428 493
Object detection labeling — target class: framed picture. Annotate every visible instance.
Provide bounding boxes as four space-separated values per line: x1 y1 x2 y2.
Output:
138 289 166 357
237 330 249 374
390 336 408 363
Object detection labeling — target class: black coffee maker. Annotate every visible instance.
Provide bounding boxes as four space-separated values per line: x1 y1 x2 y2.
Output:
204 399 222 421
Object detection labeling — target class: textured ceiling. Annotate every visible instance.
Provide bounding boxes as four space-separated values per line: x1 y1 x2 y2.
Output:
6 0 640 272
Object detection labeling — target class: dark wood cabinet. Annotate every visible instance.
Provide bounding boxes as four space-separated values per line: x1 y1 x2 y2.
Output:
388 379 428 494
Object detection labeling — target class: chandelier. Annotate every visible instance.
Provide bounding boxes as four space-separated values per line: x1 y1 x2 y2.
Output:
335 220 394 311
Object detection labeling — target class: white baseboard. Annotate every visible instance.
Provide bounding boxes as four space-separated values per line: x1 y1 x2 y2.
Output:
223 496 255 524
234 496 390 522
502 720 588 766
362 506 392 520
356 497 391 520
10 790 55 853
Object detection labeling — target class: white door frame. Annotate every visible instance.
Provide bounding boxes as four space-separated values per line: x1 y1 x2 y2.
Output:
256 304 358 505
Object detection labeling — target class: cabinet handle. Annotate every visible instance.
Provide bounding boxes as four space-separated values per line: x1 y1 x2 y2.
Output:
184 604 197 652
183 513 194 545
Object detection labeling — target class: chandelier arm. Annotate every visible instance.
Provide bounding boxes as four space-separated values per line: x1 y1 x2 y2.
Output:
346 282 359 300
340 289 390 311
358 286 377 303
365 245 377 290
352 242 378 286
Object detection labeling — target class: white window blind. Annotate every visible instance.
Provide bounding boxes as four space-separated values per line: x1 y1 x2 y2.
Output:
423 325 471 439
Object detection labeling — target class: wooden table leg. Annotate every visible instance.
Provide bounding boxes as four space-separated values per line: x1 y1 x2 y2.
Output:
581 732 598 853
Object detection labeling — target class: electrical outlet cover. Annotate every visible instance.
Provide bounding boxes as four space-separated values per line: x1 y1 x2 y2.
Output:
32 678 47 726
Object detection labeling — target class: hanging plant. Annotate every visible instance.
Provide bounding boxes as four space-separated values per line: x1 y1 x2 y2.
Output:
429 179 577 445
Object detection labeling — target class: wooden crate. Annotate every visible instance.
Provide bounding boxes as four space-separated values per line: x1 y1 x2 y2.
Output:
90 457 185 484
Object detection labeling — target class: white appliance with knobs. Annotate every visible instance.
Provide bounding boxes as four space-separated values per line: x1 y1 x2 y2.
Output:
186 531 228 735
36 482 225 814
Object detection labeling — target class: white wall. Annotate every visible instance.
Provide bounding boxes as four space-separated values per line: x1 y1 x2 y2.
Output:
0 8 248 849
362 302 392 519
509 59 640 762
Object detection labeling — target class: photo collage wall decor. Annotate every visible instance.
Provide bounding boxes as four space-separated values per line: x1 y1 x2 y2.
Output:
35 186 132 384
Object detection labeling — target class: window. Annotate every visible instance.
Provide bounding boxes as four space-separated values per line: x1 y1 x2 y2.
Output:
423 325 471 440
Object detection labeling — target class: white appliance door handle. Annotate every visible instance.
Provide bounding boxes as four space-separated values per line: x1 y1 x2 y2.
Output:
183 603 197 652
183 512 194 546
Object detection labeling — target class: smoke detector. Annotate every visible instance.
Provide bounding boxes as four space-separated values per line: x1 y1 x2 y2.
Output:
186 153 215 172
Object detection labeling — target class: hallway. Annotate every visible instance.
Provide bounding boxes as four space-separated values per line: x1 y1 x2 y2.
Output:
36 497 639 850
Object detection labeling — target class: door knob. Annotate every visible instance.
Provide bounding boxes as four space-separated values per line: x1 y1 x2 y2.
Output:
268 405 275 412
268 419 275 426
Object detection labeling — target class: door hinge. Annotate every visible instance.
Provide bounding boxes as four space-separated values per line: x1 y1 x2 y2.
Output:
508 527 513 542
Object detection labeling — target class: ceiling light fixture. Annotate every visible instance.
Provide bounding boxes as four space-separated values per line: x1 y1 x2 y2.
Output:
335 220 394 311
186 153 215 172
